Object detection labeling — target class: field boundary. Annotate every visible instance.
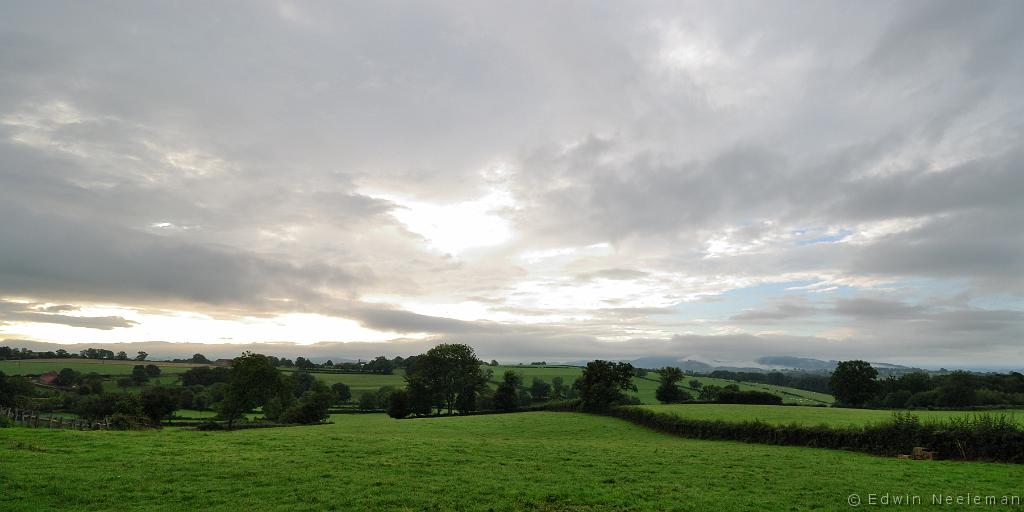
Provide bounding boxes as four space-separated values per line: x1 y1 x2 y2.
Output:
1 406 109 430
602 405 1024 463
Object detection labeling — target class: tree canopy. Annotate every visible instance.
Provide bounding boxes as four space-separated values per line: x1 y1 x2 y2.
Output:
575 360 637 412
829 360 878 407
405 343 486 415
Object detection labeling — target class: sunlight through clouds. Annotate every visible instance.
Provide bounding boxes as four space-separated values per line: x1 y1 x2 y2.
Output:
372 188 515 255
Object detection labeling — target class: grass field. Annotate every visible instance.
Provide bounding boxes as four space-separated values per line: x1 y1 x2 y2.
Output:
287 369 407 397
488 365 584 383
0 359 204 376
639 403 1024 427
493 365 833 405
2 412 1021 511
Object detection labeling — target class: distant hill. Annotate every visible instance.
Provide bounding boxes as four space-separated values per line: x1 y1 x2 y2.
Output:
756 356 837 371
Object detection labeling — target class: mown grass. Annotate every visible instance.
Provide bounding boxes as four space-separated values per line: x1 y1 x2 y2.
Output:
640 403 1024 427
0 359 203 376
2 412 1021 511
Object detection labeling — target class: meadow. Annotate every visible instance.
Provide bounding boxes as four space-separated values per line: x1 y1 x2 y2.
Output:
286 369 408 397
493 365 833 405
638 403 1024 427
3 412 1021 511
3 361 834 406
0 359 203 376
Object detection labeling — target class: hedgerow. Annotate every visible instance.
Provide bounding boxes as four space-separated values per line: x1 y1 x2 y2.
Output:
604 406 1024 463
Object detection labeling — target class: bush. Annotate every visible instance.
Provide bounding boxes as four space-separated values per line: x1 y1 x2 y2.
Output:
331 382 352 404
109 413 147 430
278 382 333 424
881 390 912 408
387 389 411 419
716 390 782 405
655 383 692 404
906 390 938 408
181 367 231 387
357 391 379 410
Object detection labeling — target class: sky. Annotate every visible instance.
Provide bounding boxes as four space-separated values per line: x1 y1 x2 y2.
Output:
1 1 1022 367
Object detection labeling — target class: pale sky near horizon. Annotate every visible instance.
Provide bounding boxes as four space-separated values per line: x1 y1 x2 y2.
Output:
1 1 1022 367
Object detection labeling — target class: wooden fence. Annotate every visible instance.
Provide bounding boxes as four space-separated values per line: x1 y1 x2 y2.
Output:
0 406 109 430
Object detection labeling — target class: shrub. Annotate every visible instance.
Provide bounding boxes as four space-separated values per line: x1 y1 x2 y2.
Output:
716 390 782 405
109 413 146 430
655 383 691 403
881 390 912 408
279 383 333 424
387 389 411 419
357 391 379 410
906 390 938 408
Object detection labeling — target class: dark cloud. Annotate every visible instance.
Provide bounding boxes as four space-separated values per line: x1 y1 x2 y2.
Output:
0 300 135 330
0 202 367 309
730 303 820 322
832 299 927 321
849 210 1024 288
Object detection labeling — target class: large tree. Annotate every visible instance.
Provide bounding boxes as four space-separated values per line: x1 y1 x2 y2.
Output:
575 360 637 412
829 360 878 407
0 372 34 406
494 371 521 411
220 352 286 428
140 386 179 424
130 365 150 385
530 377 552 402
406 343 486 415
331 382 352 404
655 367 690 404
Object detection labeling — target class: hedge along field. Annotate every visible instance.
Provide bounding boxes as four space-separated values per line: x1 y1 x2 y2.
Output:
3 412 1022 511
640 403 1024 427
0 359 204 376
612 406 1024 463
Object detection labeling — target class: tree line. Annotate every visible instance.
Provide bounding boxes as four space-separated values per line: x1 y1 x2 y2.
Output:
829 360 1024 408
706 370 831 394
0 346 151 361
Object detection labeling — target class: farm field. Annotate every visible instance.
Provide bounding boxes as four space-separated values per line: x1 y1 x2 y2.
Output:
492 365 833 405
638 403 1024 427
0 359 205 376
488 364 584 383
2 412 1021 511
288 369 407 396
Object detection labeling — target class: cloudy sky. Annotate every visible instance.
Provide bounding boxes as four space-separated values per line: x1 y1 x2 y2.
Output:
1 1 1022 367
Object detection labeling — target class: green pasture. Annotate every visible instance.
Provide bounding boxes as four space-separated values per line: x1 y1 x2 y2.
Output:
634 374 833 405
639 403 1024 427
288 369 407 396
2 412 1021 511
0 359 204 376
490 365 833 405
